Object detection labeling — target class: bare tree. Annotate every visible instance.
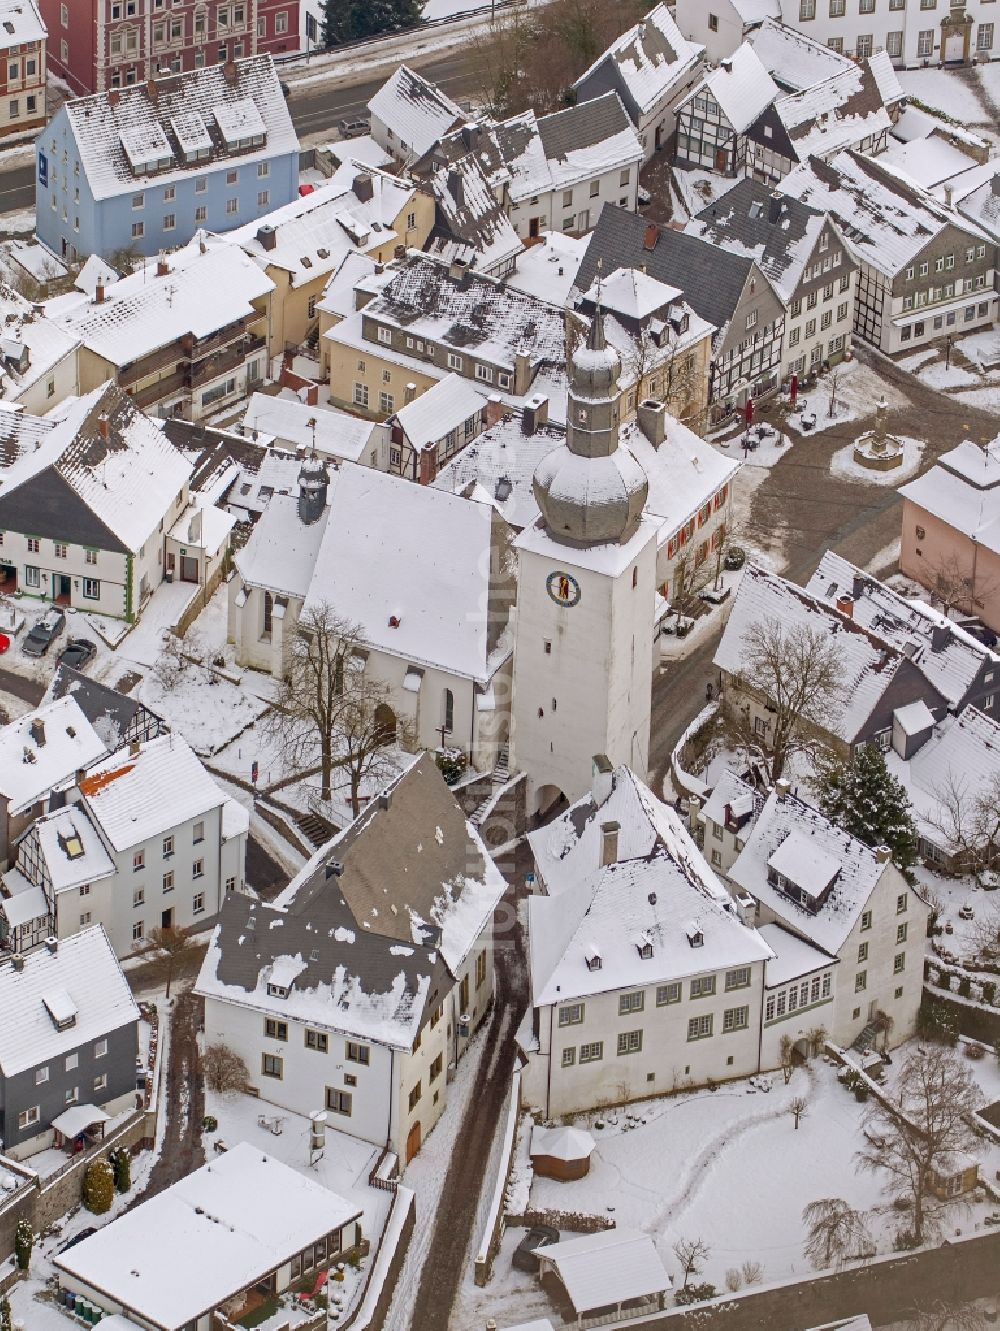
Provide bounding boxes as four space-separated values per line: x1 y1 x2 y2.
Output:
672 1237 711 1290
740 1260 763 1285
153 628 206 692
145 925 195 1000
930 770 1000 878
872 1009 895 1054
807 1025 828 1058
202 1043 250 1094
855 1045 981 1244
906 1301 989 1331
336 677 415 818
264 603 364 802
827 364 844 419
802 1198 874 1269
779 1034 795 1085
725 615 845 782
924 549 997 619
789 1095 809 1130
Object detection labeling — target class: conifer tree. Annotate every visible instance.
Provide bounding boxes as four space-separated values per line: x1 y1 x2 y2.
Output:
322 0 423 47
815 744 918 874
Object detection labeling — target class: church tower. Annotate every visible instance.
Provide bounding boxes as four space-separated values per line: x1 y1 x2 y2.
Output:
511 312 658 814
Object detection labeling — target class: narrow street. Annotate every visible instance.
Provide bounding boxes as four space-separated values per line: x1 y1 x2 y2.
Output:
405 861 530 1331
134 986 206 1203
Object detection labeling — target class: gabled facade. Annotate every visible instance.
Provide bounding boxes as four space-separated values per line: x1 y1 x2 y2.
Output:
0 926 139 1159
675 42 778 177
572 2 706 159
0 0 45 137
674 0 780 65
0 283 80 414
368 64 465 166
36 54 299 263
0 383 194 619
780 150 997 354
387 373 493 484
197 754 506 1165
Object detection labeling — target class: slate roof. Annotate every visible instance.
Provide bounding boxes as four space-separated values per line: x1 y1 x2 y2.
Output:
779 149 992 279
805 550 997 710
368 64 464 161
573 3 704 119
425 153 524 275
768 54 898 165
63 55 297 201
745 17 853 93
575 205 771 333
691 177 837 303
196 754 505 1049
48 665 168 751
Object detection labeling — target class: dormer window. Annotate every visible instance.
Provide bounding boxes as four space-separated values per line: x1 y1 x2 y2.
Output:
685 922 704 948
266 982 288 998
639 942 653 959
585 947 602 971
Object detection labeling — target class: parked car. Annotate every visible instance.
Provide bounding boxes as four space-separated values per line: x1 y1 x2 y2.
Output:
637 186 652 206
512 1225 560 1273
338 117 370 139
58 1227 97 1253
57 637 97 671
22 608 66 657
723 546 746 572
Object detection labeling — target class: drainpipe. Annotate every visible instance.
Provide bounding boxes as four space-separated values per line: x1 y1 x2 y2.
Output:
387 1046 395 1154
971 533 979 615
545 1004 554 1120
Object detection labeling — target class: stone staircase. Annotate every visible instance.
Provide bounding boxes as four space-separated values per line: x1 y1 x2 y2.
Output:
852 1019 879 1056
293 806 337 849
492 743 510 784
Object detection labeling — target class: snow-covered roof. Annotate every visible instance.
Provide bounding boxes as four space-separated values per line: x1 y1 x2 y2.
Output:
759 922 837 987
585 267 681 322
528 766 772 1007
497 93 643 205
677 42 778 135
51 1102 109 1138
779 149 989 280
770 55 897 165
573 3 705 117
881 135 988 192
55 1143 360 1331
433 414 564 531
426 153 524 276
225 165 416 286
530 1123 595 1161
197 754 506 1048
0 384 193 554
79 734 227 852
505 231 587 308
303 461 512 684
0 878 49 929
715 563 922 745
887 706 1000 854
47 664 167 752
729 0 780 19
393 374 486 452
730 791 892 956
538 1229 671 1314
745 17 852 92
168 497 235 559
769 829 842 897
63 55 297 201
900 435 1000 556
806 550 998 708
242 392 378 465
368 64 464 161
315 250 384 321
327 136 393 171
0 283 80 406
895 699 935 737
0 0 45 49
31 804 116 894
0 926 138 1077
699 768 760 831
49 237 274 370
953 170 1000 244
0 697 106 816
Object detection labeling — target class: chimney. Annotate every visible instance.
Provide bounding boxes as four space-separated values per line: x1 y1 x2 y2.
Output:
222 60 238 86
297 454 329 524
591 753 614 808
637 398 667 448
768 192 782 224
775 778 791 801
45 937 58 954
352 173 374 203
852 572 866 600
600 820 620 868
687 793 701 834
12 955 23 972
256 224 277 252
485 394 505 427
146 77 158 102
448 256 469 282
720 57 733 72
993 173 1000 198
75 767 86 785
513 351 532 397
461 124 478 151
521 392 548 436
94 280 106 305
108 90 120 109
931 621 952 652
836 593 854 619
447 168 464 206
736 893 757 927
97 413 110 440
156 253 169 278
874 845 892 864
418 443 437 486
944 183 954 208
404 382 417 405
643 221 659 252
305 384 319 407
129 739 141 756
29 716 45 746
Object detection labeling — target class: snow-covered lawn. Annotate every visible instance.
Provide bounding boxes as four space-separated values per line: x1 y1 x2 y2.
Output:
785 360 908 436
672 167 735 219
953 387 1000 416
957 329 1000 372
916 360 980 392
829 435 925 487
719 430 793 469
137 664 270 757
896 68 986 123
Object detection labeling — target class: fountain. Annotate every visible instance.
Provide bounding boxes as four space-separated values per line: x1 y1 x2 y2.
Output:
853 395 904 471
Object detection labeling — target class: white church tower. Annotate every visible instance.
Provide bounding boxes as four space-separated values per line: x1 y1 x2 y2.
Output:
511 311 658 815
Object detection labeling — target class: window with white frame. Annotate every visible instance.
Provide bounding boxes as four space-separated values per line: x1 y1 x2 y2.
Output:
617 1029 643 1055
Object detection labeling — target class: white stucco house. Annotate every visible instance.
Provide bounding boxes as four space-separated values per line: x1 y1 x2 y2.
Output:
197 753 506 1166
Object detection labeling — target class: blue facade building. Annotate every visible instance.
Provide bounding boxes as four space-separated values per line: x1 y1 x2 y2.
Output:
37 56 299 264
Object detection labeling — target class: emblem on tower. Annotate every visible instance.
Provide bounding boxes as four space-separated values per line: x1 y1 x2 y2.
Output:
546 570 582 607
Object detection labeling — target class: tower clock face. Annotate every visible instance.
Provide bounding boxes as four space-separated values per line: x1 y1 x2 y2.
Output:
547 570 582 607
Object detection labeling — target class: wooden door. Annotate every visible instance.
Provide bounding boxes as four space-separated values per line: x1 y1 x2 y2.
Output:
406 1120 421 1163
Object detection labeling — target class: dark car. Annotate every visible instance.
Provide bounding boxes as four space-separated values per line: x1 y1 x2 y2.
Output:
58 1226 97 1253
57 637 97 671
22 608 66 657
338 116 370 139
512 1225 560 1273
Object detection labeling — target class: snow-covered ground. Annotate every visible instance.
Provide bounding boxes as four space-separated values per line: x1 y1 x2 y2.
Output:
896 67 988 126
829 435 925 487
672 167 736 219
785 360 908 436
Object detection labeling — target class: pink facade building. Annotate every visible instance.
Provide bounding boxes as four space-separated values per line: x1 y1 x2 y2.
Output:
40 0 320 96
900 437 1000 635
